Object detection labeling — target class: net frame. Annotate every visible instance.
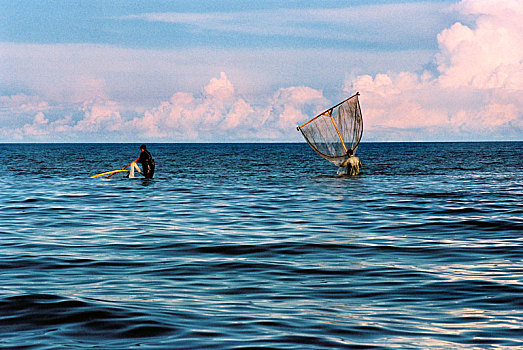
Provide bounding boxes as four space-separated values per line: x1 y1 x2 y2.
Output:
297 93 363 166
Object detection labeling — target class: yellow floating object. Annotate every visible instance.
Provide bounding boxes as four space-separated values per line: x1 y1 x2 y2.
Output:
89 169 129 178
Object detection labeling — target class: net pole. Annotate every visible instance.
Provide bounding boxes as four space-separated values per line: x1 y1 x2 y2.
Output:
327 109 348 154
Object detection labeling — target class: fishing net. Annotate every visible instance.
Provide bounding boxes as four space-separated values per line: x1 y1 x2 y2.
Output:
129 162 141 178
297 93 363 166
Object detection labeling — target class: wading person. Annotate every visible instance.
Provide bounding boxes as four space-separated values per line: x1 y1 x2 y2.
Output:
339 149 361 176
135 144 155 179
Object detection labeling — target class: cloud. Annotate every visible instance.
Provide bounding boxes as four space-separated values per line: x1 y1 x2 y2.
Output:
1 0 521 142
264 86 326 133
74 97 123 132
126 73 326 142
0 94 53 139
0 94 49 114
124 2 452 49
1 96 125 141
346 0 523 141
437 0 523 90
21 112 49 137
125 73 248 140
204 72 235 100
0 42 433 111
1 72 327 142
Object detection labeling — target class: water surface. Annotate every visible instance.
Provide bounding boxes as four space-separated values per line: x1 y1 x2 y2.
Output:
0 142 522 349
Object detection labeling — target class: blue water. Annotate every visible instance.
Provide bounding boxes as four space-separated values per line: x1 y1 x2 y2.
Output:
0 142 522 349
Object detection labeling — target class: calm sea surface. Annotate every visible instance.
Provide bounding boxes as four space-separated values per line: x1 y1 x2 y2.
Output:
0 142 522 349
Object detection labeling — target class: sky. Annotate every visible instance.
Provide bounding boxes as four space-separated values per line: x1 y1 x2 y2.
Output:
1 0 522 142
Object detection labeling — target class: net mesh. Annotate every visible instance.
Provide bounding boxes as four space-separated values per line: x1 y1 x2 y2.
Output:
298 93 363 166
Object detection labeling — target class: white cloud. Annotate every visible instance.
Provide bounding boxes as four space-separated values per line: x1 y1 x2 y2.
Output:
0 96 126 141
126 73 326 141
1 0 521 142
74 97 123 132
125 2 451 47
0 42 433 110
0 94 53 139
264 86 326 133
22 112 49 137
346 0 523 141
437 0 523 90
204 72 235 100
0 94 50 115
0 72 329 142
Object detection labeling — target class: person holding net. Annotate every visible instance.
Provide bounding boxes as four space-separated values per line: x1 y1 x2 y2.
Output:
134 144 155 179
339 149 361 176
297 93 363 176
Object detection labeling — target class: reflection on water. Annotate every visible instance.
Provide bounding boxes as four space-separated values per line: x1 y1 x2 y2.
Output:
0 142 522 349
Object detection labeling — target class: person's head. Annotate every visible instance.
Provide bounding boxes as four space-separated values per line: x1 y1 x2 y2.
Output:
140 144 147 151
347 149 353 157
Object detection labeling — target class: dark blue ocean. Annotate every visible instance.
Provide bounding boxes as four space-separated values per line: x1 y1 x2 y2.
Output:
0 142 522 349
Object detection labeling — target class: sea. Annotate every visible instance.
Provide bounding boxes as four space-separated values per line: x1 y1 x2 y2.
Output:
0 142 521 349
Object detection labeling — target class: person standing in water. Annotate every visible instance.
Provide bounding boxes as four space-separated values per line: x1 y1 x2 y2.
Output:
135 144 155 179
339 149 361 176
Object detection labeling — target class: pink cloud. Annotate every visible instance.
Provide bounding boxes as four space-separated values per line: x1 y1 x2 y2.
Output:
437 0 523 90
2 1 521 143
124 73 326 141
1 96 125 141
21 112 49 137
74 97 123 132
204 72 235 100
221 99 253 130
264 86 326 133
347 0 523 140
0 94 50 116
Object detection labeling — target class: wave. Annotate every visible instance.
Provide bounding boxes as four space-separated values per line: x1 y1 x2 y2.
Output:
0 294 174 340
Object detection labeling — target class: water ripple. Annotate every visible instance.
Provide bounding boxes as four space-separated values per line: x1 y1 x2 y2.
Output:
0 142 522 349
